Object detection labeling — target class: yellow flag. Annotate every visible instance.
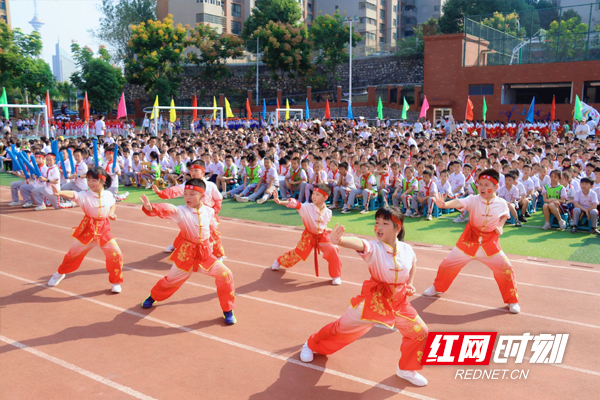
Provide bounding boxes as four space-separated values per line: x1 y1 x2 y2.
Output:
285 99 290 120
169 98 176 122
213 96 217 120
150 95 159 119
225 97 234 118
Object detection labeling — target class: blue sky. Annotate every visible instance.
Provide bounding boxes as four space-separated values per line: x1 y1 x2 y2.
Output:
11 0 102 66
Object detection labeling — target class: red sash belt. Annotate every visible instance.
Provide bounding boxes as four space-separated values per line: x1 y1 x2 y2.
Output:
170 233 212 273
72 215 114 247
350 277 406 328
456 222 501 257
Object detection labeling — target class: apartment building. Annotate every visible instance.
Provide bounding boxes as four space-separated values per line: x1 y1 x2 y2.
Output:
1 0 11 27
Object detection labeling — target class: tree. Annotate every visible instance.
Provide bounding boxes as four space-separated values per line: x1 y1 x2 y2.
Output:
396 24 425 58
243 0 303 40
254 21 313 81
126 14 188 104
533 0 559 30
310 12 362 88
91 0 156 63
187 23 245 84
56 81 77 103
546 16 591 61
70 43 124 113
561 9 581 25
17 57 56 101
482 12 526 37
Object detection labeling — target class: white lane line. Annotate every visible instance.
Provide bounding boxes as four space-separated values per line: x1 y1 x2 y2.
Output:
0 270 438 400
4 214 598 298
0 335 157 400
2 234 600 332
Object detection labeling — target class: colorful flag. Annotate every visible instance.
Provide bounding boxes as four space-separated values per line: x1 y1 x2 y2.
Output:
225 97 234 118
192 95 197 121
285 98 290 120
482 96 487 121
465 96 474 121
0 87 8 119
246 98 252 120
401 97 409 120
324 99 331 120
305 98 310 120
169 98 176 122
117 92 127 119
550 94 555 121
46 90 53 119
574 95 582 121
526 97 535 123
581 101 600 125
377 97 383 120
419 95 429 119
150 95 159 119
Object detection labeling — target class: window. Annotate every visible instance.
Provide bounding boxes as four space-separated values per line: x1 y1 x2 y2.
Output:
359 2 377 11
380 9 385 19
584 81 600 103
379 36 384 43
393 5 397 12
196 13 225 26
363 31 376 41
307 3 312 11
393 18 396 26
369 18 376 25
335 5 339 10
231 3 241 17
380 23 385 33
468 84 494 96
381 0 386 5
501 83 571 104
434 5 440 12
231 21 242 35
307 14 313 23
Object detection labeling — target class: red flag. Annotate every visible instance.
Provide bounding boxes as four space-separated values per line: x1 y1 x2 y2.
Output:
192 95 197 121
46 90 53 119
276 98 281 121
465 96 474 121
324 99 331 120
246 98 252 120
551 95 555 120
83 91 90 122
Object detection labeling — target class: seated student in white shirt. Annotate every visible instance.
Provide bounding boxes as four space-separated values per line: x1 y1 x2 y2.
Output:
62 148 89 192
237 156 278 204
207 152 225 184
497 173 522 227
571 177 599 234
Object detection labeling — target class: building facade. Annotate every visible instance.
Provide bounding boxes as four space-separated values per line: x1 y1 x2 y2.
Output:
52 40 77 83
0 0 10 27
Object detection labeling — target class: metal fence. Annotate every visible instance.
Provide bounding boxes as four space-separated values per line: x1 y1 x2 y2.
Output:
464 3 600 66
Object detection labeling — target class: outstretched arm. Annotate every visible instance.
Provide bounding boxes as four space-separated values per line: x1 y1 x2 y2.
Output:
52 185 76 200
432 192 463 209
329 224 365 252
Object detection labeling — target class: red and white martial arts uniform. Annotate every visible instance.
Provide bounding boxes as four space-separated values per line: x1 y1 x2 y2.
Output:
277 198 342 278
156 179 225 258
432 194 519 304
307 239 428 370
57 190 124 283
143 202 235 311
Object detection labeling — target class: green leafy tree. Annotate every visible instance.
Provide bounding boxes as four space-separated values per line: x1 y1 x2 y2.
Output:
254 21 313 81
482 12 526 37
546 16 593 61
533 0 559 30
91 0 156 63
17 57 56 100
187 23 245 84
243 0 303 40
561 9 581 25
310 12 362 88
126 14 188 104
396 24 424 58
56 81 77 103
71 43 124 113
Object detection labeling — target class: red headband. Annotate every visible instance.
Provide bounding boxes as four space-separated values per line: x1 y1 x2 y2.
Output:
185 185 205 194
479 174 498 185
98 175 106 181
105 151 113 155
391 215 403 228
189 165 205 172
314 187 329 199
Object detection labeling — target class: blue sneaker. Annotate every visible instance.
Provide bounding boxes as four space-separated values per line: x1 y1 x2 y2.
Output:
223 310 236 325
141 295 156 309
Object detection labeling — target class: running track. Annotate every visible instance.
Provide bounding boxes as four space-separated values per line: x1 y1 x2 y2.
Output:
0 186 598 400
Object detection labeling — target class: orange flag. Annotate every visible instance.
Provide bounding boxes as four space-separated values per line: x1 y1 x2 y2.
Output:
46 90 53 119
324 99 331 120
551 94 555 120
83 91 90 121
465 96 474 121
246 98 252 120
276 98 281 121
192 95 197 121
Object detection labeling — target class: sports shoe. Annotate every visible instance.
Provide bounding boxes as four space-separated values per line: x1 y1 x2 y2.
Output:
340 207 351 214
111 284 122 293
422 285 442 297
524 211 531 218
34 204 46 211
300 342 314 363
271 260 281 271
518 215 527 223
217 257 225 262
22 202 34 208
257 197 267 204
8 201 22 206
222 192 229 199
145 182 152 189
359 208 368 214
223 310 236 325
426 214 432 221
410 211 420 218
453 215 466 223
558 219 567 231
328 205 338 209
47 272 65 287
404 210 412 217
542 222 551 230
515 221 522 227
331 277 342 286
508 303 521 314
141 295 156 308
396 369 428 387
164 244 175 253
570 225 577 234
591 228 600 235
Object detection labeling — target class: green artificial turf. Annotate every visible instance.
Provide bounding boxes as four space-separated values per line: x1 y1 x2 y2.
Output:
2 173 598 264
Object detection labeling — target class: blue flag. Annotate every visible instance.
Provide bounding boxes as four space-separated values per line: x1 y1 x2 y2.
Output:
526 97 535 123
348 101 354 120
262 99 266 120
305 98 310 120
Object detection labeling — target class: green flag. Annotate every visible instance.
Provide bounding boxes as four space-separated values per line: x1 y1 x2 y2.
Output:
0 87 8 119
574 95 583 121
401 97 409 120
377 97 383 120
482 96 487 121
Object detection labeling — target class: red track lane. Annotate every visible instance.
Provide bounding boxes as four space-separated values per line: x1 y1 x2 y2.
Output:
1 196 599 400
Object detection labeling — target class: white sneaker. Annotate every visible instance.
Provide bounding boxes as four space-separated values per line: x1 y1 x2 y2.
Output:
411 211 420 218
238 197 249 203
22 202 34 208
217 257 224 262
508 303 521 314
331 277 342 285
233 194 240 201
145 182 152 189
542 222 551 230
222 193 229 199
271 260 281 271
453 216 465 223
257 197 267 204
404 210 412 217
8 201 21 206
34 204 46 211
300 342 314 363
422 285 442 297
396 369 428 387
164 244 175 253
47 272 65 287
111 284 122 293
426 214 432 221
558 219 567 231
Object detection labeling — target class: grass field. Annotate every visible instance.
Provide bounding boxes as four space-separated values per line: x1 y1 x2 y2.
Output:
2 173 598 264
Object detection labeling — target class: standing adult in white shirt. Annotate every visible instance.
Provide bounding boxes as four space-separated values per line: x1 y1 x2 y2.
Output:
95 115 106 137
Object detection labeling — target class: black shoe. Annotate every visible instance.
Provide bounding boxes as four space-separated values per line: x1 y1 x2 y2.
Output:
515 221 522 227
518 215 527 223
570 226 577 233
592 228 600 235
524 211 531 218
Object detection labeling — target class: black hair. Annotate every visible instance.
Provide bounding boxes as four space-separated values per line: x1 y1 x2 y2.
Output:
184 178 206 191
375 206 405 242
580 177 593 185
86 166 112 189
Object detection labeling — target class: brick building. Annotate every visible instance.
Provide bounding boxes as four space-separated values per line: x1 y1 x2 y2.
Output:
423 33 600 125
